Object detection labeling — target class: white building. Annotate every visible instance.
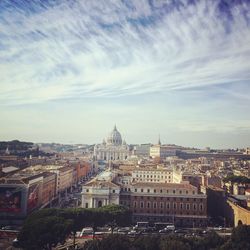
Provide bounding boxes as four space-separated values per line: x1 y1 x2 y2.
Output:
150 145 177 159
81 180 120 208
94 125 129 161
81 168 120 208
132 166 173 183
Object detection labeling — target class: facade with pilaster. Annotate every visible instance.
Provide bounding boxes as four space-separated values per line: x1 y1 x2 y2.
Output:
94 126 129 161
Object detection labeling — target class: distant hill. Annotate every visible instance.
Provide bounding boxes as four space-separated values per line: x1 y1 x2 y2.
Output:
0 140 33 151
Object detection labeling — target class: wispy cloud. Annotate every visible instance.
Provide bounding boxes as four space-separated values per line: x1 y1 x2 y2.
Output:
0 0 250 106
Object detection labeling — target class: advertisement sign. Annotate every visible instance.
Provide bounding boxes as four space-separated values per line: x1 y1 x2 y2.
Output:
27 183 40 212
0 187 22 213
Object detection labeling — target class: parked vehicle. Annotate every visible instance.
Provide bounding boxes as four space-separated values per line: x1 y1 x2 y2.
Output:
159 224 175 233
80 227 94 238
133 221 149 230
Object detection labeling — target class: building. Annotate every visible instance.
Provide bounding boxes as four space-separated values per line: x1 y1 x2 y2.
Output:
227 195 250 226
130 182 207 227
41 172 57 208
133 144 151 157
81 179 120 208
132 165 173 183
94 125 129 161
81 165 208 226
0 172 47 221
150 145 177 159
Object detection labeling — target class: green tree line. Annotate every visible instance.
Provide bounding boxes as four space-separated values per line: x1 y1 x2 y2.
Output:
83 225 250 250
17 205 131 250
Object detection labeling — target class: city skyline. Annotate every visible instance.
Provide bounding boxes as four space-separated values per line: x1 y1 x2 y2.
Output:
0 0 250 148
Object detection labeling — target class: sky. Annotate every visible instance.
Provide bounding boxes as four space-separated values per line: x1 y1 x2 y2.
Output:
0 0 250 149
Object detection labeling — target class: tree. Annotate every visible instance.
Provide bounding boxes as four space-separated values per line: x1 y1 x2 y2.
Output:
18 216 73 250
17 205 131 249
134 235 160 250
82 235 132 250
160 235 191 250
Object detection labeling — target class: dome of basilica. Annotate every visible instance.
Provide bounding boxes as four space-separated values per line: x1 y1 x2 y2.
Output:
106 125 122 145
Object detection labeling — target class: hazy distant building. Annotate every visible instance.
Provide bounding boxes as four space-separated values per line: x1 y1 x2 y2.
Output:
150 144 177 159
94 125 129 161
133 144 151 157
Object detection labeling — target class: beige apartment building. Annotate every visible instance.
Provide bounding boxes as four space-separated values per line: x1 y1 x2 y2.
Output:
132 166 173 183
129 182 207 226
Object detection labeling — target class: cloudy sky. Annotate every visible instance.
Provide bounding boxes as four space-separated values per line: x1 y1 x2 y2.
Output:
0 0 250 148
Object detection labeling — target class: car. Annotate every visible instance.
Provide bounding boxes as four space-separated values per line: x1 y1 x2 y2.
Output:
1 225 20 231
159 228 172 234
127 230 142 237
174 229 189 234
117 228 130 234
141 227 156 233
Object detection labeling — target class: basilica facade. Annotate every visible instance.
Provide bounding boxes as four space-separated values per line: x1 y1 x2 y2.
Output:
94 125 129 161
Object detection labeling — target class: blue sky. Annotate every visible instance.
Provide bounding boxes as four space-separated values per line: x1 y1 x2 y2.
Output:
0 0 250 148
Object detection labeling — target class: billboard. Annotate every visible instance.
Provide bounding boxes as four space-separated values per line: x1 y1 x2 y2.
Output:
27 183 40 212
0 186 22 213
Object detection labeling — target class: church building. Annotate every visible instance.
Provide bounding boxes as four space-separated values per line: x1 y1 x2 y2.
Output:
94 125 129 161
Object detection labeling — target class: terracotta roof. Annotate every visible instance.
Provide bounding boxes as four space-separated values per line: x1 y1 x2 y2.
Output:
84 180 119 188
131 182 197 190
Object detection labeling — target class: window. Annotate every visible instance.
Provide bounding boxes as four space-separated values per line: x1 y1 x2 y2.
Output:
113 190 115 193
180 203 183 209
173 190 175 194
173 203 177 209
147 189 150 193
179 190 182 194
186 204 190 210
86 189 89 192
153 202 157 209
141 189 144 193
85 203 88 208
154 189 156 193
193 204 197 210
186 190 188 194
135 188 137 192
140 202 144 208
147 202 150 208
166 203 170 209
160 189 163 193
200 204 203 211
134 201 137 208
160 202 163 209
